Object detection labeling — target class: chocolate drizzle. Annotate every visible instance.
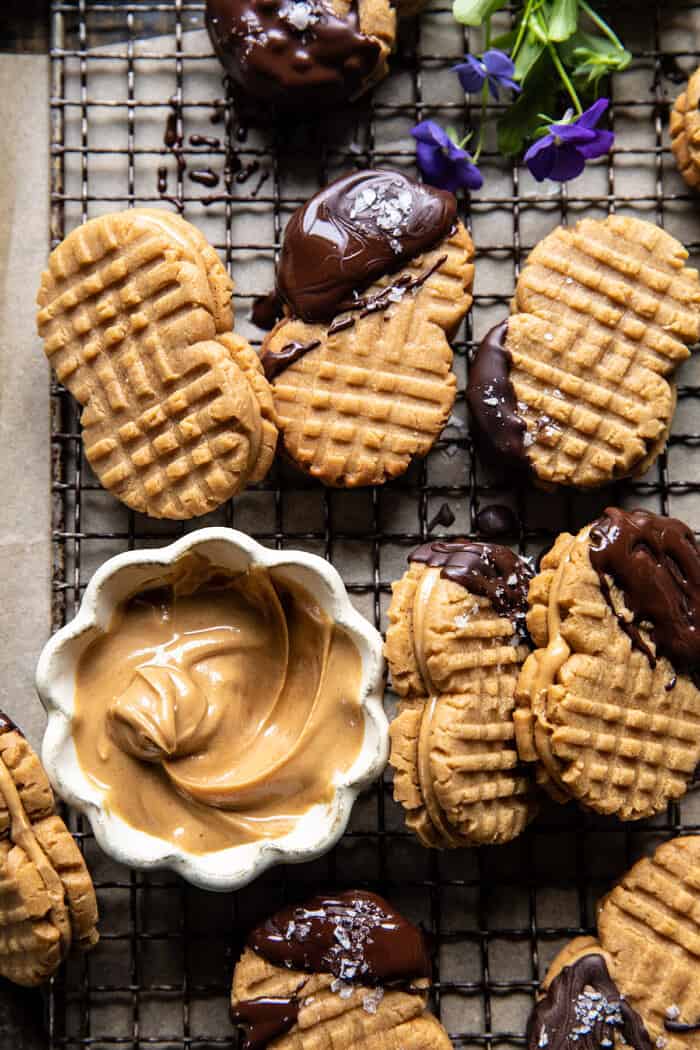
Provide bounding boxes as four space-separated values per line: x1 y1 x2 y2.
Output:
277 170 457 323
475 504 518 538
262 339 321 380
427 502 456 531
527 954 652 1050
230 997 300 1050
205 0 381 109
410 539 533 636
232 890 431 1050
589 507 700 685
665 1018 700 1034
189 133 221 148
251 290 285 330
189 168 220 187
467 320 530 474
0 711 19 735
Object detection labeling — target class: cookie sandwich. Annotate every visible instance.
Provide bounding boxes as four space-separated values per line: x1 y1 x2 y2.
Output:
262 169 474 486
37 209 277 519
386 540 539 848
527 835 700 1050
230 889 453 1049
468 215 700 488
515 507 700 819
0 713 98 986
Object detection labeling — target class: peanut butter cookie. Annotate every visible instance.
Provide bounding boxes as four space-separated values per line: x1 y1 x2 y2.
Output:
527 836 700 1050
515 508 700 819
468 216 700 488
262 170 474 487
0 713 98 986
671 67 700 190
206 0 396 111
386 541 539 849
37 209 278 519
230 889 452 1050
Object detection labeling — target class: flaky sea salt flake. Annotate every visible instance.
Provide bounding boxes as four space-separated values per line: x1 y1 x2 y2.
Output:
284 1 318 30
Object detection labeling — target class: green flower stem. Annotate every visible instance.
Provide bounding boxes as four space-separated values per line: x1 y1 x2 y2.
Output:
511 0 534 58
579 0 625 52
472 15 491 163
545 31 583 114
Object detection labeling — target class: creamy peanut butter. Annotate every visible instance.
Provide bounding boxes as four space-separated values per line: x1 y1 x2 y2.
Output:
73 562 364 854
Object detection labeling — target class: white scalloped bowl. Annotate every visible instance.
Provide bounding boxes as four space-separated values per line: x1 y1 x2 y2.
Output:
35 528 388 892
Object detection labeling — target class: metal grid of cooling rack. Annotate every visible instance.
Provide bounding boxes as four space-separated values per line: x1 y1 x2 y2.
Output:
47 1 700 1047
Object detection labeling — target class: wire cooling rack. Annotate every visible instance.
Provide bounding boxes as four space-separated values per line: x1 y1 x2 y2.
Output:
47 1 700 1047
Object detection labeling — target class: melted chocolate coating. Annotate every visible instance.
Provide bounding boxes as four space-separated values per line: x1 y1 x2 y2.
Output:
230 997 300 1050
410 540 532 633
528 953 652 1050
248 889 431 985
205 0 381 109
277 170 457 323
251 290 285 330
589 507 700 684
262 338 321 379
427 502 456 531
467 321 530 474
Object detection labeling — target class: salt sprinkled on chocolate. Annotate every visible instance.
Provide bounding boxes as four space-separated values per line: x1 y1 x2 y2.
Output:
282 1 319 32
232 885 432 1048
349 180 415 243
526 953 651 1050
410 540 533 640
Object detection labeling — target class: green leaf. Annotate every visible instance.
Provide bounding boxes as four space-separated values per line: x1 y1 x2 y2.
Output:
496 54 558 155
546 0 578 42
452 0 506 27
491 28 516 50
513 30 545 83
559 28 631 85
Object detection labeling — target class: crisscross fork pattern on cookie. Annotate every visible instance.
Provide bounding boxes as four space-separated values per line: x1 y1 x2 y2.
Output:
37 214 256 517
508 216 700 486
599 836 700 1050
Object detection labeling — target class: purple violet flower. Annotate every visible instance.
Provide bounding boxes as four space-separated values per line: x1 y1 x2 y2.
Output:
453 49 520 100
524 98 614 183
411 120 483 193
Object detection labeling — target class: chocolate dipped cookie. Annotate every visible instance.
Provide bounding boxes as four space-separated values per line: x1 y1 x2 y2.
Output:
467 216 700 489
386 540 539 848
515 508 700 819
37 209 278 519
0 713 98 986
230 889 453 1049
527 836 700 1050
205 0 395 111
262 169 474 487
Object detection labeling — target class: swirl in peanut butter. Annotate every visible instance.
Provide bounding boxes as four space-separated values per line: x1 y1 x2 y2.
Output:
73 565 364 854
